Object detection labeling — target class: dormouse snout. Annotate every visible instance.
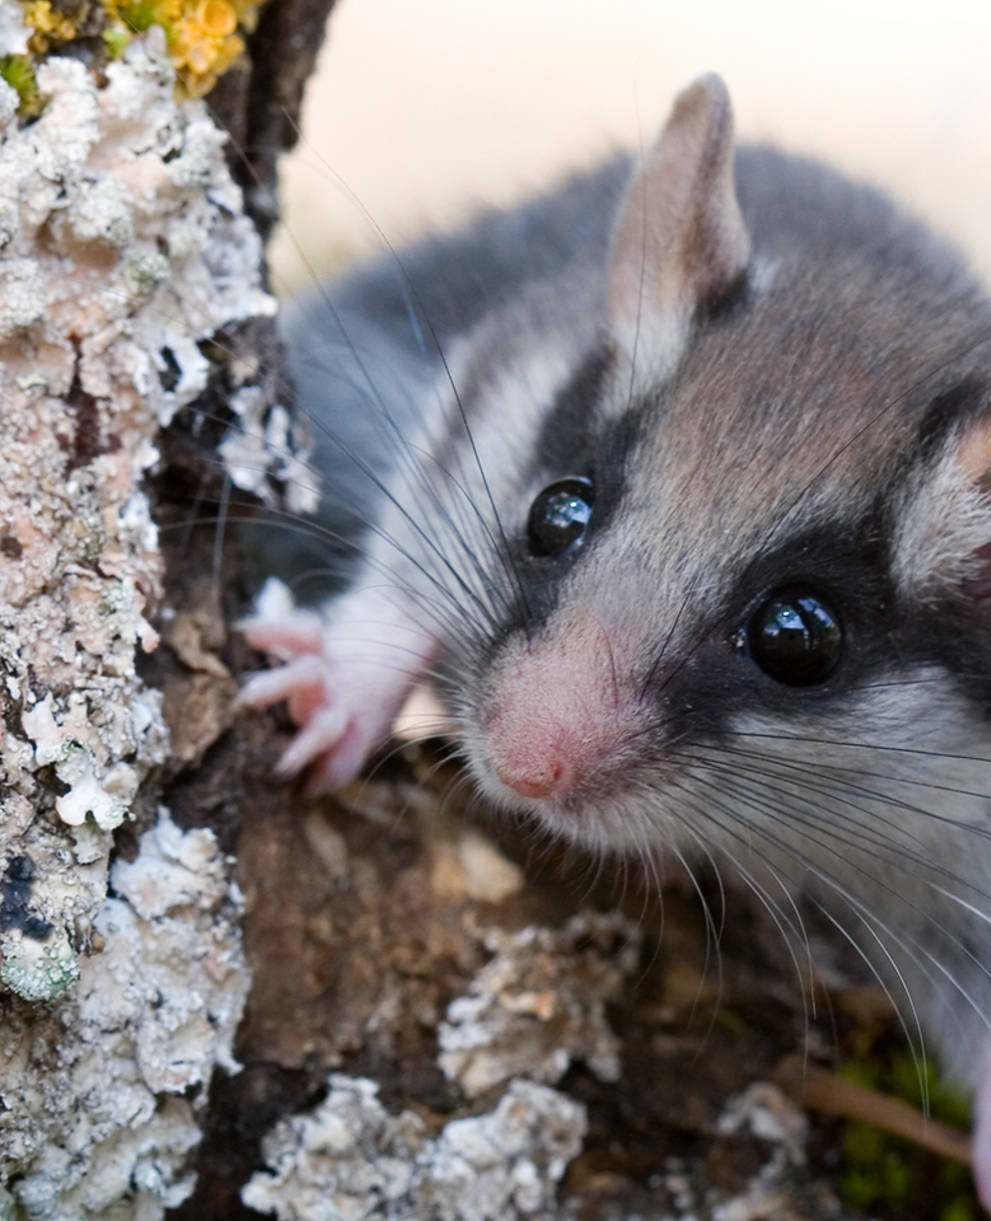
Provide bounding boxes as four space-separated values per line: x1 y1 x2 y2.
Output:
483 610 646 804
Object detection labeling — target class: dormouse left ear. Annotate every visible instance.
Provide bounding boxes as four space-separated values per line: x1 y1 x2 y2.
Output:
893 398 991 605
608 74 751 375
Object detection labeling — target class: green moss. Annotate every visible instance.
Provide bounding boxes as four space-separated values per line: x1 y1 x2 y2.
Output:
842 1118 884 1164
0 54 43 117
836 1050 977 1217
939 1198 977 1221
117 1 159 33
102 22 132 57
887 1054 971 1128
839 1058 880 1090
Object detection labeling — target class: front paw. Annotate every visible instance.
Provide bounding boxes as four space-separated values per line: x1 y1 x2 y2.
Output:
240 619 389 789
239 587 436 792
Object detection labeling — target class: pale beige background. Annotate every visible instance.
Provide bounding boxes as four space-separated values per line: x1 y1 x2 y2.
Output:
270 0 991 297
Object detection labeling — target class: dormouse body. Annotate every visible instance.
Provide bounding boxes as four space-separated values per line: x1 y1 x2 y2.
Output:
243 77 991 1206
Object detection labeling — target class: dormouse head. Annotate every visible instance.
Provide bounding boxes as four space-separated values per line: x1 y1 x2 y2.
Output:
438 75 991 866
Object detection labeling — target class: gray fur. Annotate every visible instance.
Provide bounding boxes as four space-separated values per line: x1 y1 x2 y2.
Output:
274 154 628 593
266 76 991 1189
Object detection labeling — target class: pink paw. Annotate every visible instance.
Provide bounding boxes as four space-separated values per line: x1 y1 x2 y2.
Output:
239 604 431 792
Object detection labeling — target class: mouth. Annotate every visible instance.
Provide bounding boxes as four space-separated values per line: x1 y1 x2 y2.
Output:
438 687 674 853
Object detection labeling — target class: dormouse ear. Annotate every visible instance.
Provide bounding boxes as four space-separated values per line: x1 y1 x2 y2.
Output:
893 396 991 605
608 74 751 374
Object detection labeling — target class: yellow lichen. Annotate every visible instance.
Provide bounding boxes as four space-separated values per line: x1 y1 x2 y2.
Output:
114 0 259 96
13 0 263 99
23 0 80 52
198 0 237 38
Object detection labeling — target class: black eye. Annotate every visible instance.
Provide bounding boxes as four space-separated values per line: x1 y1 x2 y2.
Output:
747 586 842 687
527 477 595 556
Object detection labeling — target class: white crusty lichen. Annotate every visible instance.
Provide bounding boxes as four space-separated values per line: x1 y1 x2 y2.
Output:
0 920 80 1001
0 31 272 991
709 1082 812 1221
242 1075 587 1221
0 5 30 57
438 911 641 1098
220 388 318 515
0 27 269 1216
1 810 248 1220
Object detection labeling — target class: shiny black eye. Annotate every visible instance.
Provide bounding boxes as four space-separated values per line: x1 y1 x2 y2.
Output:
747 586 842 686
526 477 595 556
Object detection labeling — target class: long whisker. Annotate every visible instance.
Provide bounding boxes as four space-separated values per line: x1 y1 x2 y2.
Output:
669 781 817 1025
277 108 535 632
681 773 933 1097
678 748 991 904
696 764 991 1029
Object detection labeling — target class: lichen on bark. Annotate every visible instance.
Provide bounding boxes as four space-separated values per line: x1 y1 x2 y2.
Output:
0 24 277 1216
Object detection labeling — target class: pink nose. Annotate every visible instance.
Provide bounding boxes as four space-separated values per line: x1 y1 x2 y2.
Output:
484 609 628 803
494 752 572 799
487 703 588 800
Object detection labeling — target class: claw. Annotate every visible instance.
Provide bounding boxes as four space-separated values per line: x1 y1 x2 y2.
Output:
241 609 325 658
303 721 371 795
276 705 349 775
238 655 328 709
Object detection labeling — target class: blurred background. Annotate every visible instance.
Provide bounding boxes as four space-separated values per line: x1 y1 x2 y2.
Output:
269 0 991 297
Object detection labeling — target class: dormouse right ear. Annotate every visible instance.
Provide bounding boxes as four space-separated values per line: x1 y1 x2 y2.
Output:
608 74 751 377
893 392 991 607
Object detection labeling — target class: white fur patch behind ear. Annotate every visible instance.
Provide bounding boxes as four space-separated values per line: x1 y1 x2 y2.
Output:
957 414 991 485
892 430 991 604
607 73 751 383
